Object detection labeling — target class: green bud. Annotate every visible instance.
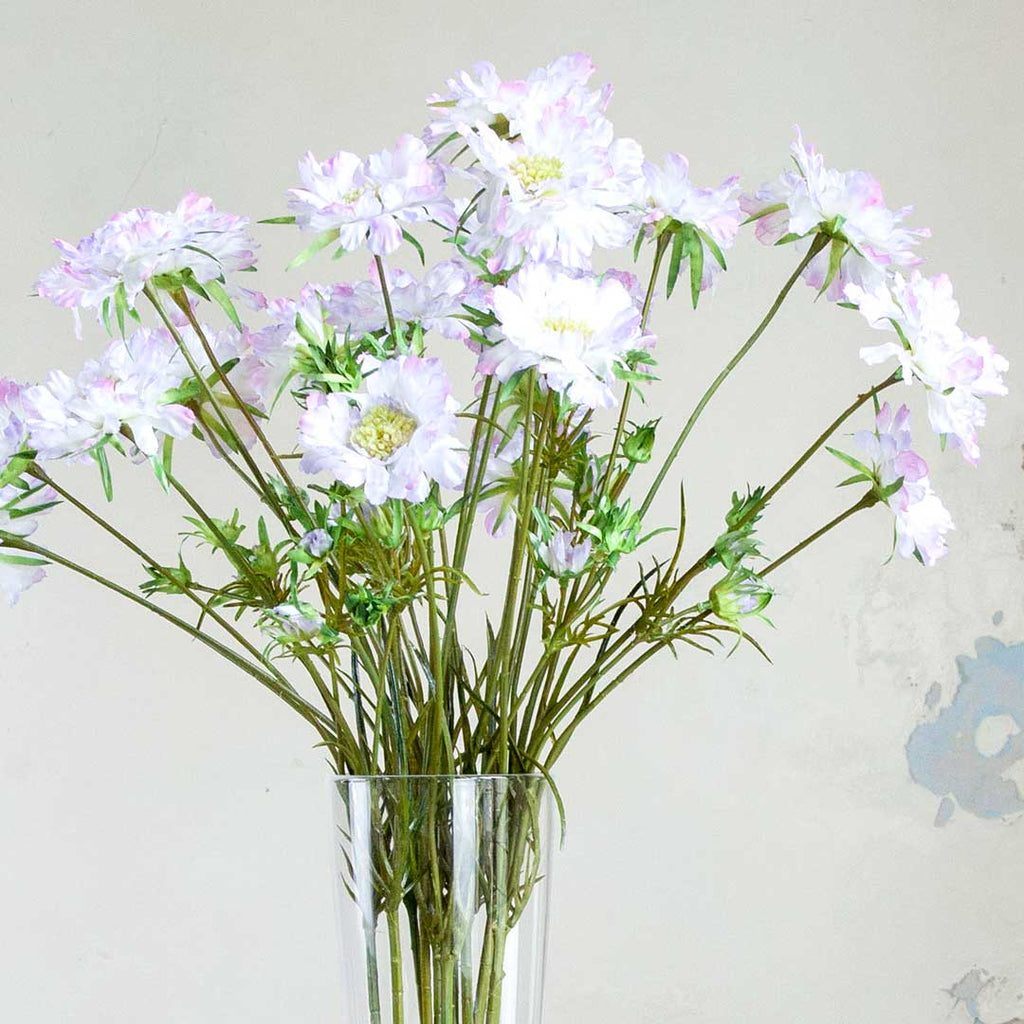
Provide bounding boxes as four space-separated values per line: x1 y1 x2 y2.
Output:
622 420 658 464
709 569 773 625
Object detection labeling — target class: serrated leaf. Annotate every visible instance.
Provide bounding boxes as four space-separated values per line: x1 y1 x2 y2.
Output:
287 228 341 271
204 277 242 330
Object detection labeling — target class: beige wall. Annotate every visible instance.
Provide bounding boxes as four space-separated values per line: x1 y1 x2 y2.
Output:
2 1 1023 1021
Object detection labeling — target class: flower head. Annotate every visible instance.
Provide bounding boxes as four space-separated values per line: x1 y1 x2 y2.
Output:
20 326 217 462
483 263 648 409
0 381 28 471
36 193 255 332
848 272 1008 464
288 136 456 256
536 530 591 578
0 482 57 606
634 153 742 293
855 402 954 565
462 103 642 271
298 355 466 505
425 52 612 143
741 127 928 300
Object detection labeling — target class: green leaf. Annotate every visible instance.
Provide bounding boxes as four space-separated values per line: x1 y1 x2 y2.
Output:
204 277 242 330
114 282 129 337
687 232 704 309
666 228 685 299
101 296 114 337
91 444 114 502
0 553 49 567
258 215 297 225
697 228 727 271
740 202 787 226
632 226 645 262
825 445 873 479
287 228 341 271
401 229 426 266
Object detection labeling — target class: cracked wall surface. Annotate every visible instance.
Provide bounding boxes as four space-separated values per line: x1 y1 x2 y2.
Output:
0 0 1022 1021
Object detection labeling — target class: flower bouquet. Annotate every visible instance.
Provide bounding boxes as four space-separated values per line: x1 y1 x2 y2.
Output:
0 53 1007 1023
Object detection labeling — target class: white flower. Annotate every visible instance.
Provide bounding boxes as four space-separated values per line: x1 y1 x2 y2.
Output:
633 153 742 292
0 380 28 471
462 104 642 271
425 52 612 143
0 483 57 606
321 260 489 345
298 355 467 505
36 193 255 333
848 272 1008 464
479 428 524 537
741 127 928 300
536 530 591 577
262 602 326 641
288 136 456 256
855 403 954 566
22 328 202 461
484 263 648 409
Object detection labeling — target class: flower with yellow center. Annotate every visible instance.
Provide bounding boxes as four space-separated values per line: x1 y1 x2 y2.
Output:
509 154 564 193
350 404 417 461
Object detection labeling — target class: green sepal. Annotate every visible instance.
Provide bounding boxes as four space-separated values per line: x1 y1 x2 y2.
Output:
258 215 297 225
687 230 704 309
204 278 242 330
825 445 873 479
697 228 727 271
91 443 114 502
632 225 646 262
114 282 129 337
740 202 787 226
287 228 341 271
666 228 686 299
401 229 426 265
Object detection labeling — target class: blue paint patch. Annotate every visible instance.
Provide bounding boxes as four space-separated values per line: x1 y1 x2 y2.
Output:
906 637 1024 824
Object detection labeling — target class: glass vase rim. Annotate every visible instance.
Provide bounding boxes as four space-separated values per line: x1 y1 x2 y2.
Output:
330 772 545 782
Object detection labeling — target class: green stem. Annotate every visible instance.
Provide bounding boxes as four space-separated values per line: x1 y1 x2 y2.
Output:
639 234 830 518
762 492 877 577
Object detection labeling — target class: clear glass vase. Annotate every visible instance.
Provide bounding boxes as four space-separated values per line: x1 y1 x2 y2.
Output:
330 775 555 1024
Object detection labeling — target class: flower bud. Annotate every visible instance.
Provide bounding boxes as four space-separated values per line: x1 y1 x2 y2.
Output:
622 420 657 464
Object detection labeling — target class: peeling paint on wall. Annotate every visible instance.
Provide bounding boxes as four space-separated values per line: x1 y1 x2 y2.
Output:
946 968 1024 1023
906 637 1024 825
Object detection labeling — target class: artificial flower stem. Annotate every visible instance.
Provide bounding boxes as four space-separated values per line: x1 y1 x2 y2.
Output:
762 492 877 577
639 233 831 518
596 231 671 505
169 290 307 526
1 535 334 735
374 256 399 337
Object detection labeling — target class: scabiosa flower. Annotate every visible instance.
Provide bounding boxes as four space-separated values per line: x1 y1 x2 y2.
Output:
22 328 198 461
483 262 648 409
741 127 928 300
536 530 592 578
462 103 643 272
0 483 57 606
425 52 612 143
633 153 742 292
36 193 256 333
847 272 1008 464
287 136 456 256
322 259 489 345
855 403 954 566
297 355 467 505
0 380 28 471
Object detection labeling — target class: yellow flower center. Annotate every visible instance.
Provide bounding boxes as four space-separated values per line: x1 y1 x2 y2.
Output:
350 404 417 460
542 316 593 338
510 154 564 191
342 186 367 204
